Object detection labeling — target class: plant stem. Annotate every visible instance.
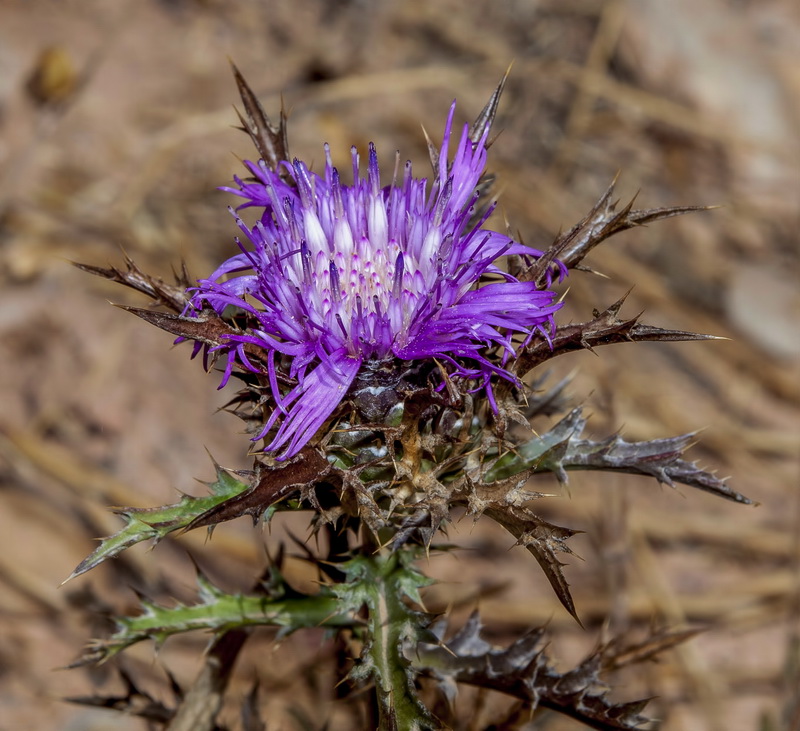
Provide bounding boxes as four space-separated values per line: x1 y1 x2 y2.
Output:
363 552 436 731
166 628 249 731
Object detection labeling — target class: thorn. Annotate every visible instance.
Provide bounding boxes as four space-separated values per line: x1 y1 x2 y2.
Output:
421 124 439 176
605 287 634 316
230 60 290 173
573 263 610 278
469 65 512 146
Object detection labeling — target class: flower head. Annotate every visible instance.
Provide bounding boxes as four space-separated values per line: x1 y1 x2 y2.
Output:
189 103 564 459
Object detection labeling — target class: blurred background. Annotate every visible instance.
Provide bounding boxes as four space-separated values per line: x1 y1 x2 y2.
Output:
0 0 798 728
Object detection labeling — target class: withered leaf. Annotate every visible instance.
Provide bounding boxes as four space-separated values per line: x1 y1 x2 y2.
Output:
74 256 191 313
415 612 653 730
185 447 332 531
425 71 508 233
524 175 709 286
513 290 721 377
468 67 509 149
231 61 290 178
484 505 581 624
600 628 702 672
66 667 175 724
116 305 238 347
489 406 752 504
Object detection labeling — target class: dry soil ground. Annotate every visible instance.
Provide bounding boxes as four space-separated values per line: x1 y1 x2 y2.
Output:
0 1 798 729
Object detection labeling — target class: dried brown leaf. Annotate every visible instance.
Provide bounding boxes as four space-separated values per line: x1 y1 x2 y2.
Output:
600 628 702 672
416 612 652 730
484 505 582 624
231 61 290 177
185 447 331 531
115 305 239 347
73 256 191 312
513 291 721 378
523 176 708 287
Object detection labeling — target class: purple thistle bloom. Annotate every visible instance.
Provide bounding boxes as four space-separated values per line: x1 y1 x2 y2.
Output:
188 103 565 460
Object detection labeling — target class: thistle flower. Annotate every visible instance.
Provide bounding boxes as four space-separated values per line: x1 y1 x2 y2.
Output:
188 103 565 459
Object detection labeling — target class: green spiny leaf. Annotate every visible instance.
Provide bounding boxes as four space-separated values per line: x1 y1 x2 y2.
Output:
77 572 357 666
66 464 250 582
484 408 582 482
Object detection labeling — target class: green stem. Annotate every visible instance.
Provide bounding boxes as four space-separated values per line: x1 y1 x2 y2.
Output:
363 553 437 731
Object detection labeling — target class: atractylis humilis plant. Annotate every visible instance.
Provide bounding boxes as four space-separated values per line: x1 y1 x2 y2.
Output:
70 66 752 730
